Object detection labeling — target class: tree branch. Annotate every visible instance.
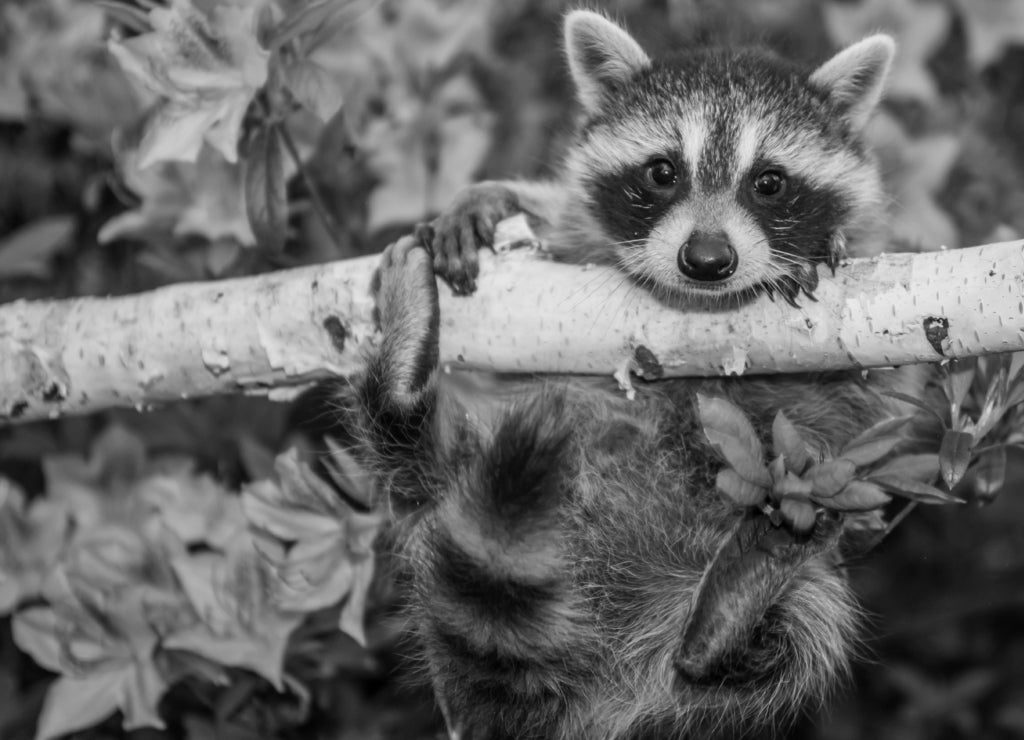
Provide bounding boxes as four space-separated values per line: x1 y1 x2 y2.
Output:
2 221 1022 425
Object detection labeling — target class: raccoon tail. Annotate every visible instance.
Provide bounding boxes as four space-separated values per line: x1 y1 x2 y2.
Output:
416 391 594 737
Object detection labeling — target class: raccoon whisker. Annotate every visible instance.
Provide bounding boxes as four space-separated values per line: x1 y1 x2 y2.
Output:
563 252 640 308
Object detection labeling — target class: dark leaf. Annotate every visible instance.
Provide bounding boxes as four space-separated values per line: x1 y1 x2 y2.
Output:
943 359 976 415
716 469 767 508
805 458 857 498
826 480 891 511
268 0 367 50
970 445 1007 503
1006 353 1024 408
245 125 288 252
0 216 74 280
840 435 904 467
771 411 813 473
869 453 940 482
840 416 913 458
939 429 974 489
870 474 963 504
975 365 1010 439
884 391 947 426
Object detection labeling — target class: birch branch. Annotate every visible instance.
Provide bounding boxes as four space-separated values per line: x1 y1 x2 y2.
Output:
2 222 1023 425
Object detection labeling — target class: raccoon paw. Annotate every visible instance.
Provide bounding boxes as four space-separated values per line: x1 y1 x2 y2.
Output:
421 182 519 295
373 236 440 394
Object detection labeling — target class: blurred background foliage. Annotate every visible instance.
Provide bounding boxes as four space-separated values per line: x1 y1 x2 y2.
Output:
1 0 1024 738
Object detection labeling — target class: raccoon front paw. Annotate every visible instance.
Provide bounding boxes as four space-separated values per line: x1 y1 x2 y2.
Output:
420 182 519 295
373 236 440 394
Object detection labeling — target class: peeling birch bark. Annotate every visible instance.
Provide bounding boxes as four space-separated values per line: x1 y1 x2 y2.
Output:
1 226 1022 425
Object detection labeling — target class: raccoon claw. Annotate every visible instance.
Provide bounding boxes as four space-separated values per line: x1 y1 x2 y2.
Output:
423 183 520 295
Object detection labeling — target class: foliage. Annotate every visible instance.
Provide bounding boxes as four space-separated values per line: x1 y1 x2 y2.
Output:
699 352 1024 537
2 0 1024 738
0 426 377 739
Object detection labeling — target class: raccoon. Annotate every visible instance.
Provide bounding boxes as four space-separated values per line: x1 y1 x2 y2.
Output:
352 11 896 740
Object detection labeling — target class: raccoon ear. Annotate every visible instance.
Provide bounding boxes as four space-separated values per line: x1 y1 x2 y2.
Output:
564 11 650 115
810 35 895 130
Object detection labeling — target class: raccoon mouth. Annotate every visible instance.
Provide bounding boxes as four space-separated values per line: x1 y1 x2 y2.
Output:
673 513 842 686
660 279 764 309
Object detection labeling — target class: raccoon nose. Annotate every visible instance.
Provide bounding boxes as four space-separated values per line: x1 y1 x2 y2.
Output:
678 232 738 281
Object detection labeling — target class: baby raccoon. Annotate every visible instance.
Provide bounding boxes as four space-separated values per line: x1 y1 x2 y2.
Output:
353 10 896 740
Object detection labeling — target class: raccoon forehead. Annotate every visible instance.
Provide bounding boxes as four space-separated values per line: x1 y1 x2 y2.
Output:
566 108 707 182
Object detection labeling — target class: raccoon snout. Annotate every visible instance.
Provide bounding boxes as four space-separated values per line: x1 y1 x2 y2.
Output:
678 232 738 282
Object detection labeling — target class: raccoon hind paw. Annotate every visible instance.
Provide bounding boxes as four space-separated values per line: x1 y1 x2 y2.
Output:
373 237 440 396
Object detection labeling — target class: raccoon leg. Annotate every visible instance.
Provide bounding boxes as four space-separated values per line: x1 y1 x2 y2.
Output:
420 180 568 294
357 236 441 508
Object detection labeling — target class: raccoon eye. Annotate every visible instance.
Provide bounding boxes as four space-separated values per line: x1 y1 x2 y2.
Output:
753 169 786 197
645 159 678 188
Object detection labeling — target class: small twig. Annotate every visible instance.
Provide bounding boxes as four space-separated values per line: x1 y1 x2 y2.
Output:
868 500 919 550
276 120 346 251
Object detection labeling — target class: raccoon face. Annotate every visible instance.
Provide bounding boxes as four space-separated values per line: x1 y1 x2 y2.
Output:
562 12 894 306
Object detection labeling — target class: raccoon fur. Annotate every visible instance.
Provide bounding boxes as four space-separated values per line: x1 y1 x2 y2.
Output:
351 10 898 740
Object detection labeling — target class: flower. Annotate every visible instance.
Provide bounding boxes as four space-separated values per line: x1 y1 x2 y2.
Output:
108 0 270 168
242 448 380 644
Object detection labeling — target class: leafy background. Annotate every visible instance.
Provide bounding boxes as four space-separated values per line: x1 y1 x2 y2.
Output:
1 0 1024 738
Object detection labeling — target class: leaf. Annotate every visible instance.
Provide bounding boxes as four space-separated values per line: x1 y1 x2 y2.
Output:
715 469 767 508
805 458 857 498
970 446 1007 503
954 0 1024 69
168 533 303 689
884 390 947 426
367 73 495 230
867 112 961 251
944 359 976 416
268 0 370 49
939 429 974 489
14 590 173 739
827 481 892 512
974 356 1011 439
283 58 346 123
101 143 256 247
840 415 914 458
823 0 951 103
244 125 288 251
773 471 813 500
0 215 74 279
840 435 905 467
107 0 270 167
771 411 814 474
869 453 940 482
11 607 63 673
870 475 963 504
139 469 247 549
1 1 139 135
697 394 770 486
237 434 277 482
240 450 380 641
0 480 70 614
34 673 127 740
779 497 816 534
